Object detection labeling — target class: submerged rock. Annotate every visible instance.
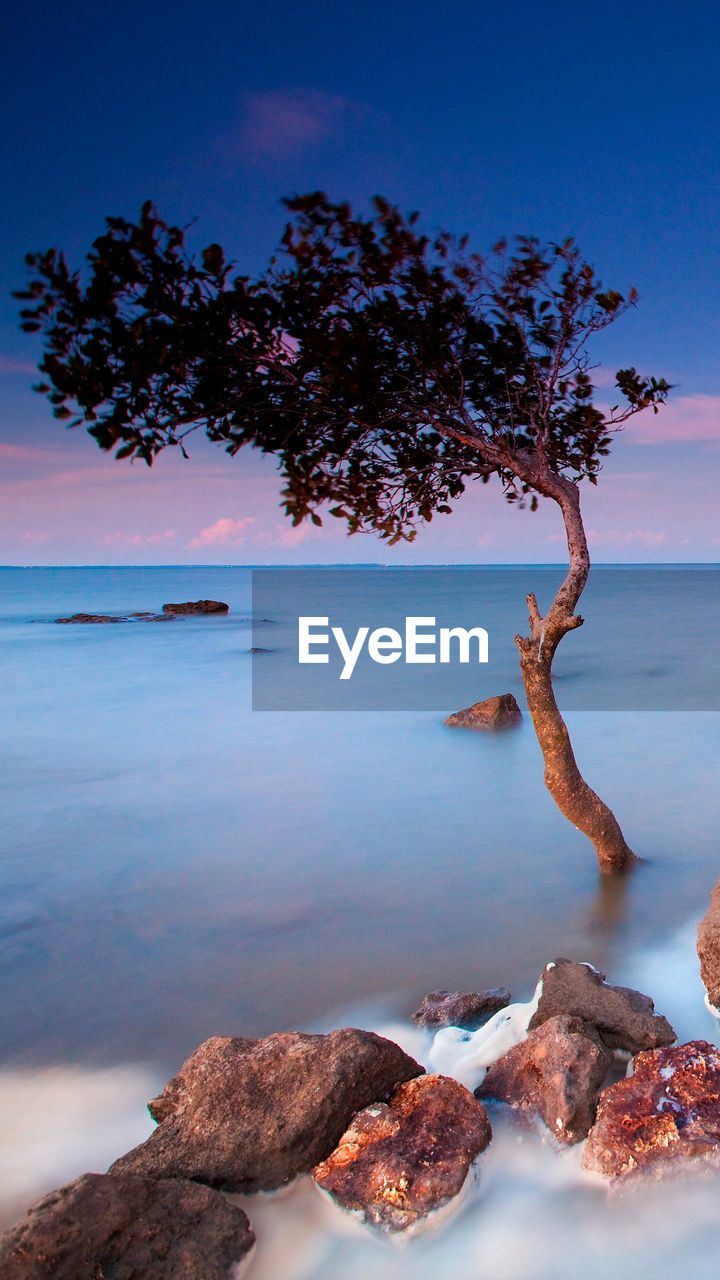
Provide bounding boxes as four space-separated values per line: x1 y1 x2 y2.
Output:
312 1073 491 1232
583 1040 720 1179
0 1172 254 1279
111 1029 423 1193
528 958 676 1054
161 600 229 615
55 613 124 624
476 1013 613 1144
697 876 720 1010
55 612 173 623
413 988 511 1030
443 693 522 730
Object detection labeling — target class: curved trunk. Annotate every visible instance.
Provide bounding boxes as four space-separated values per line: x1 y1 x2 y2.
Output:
513 470 636 875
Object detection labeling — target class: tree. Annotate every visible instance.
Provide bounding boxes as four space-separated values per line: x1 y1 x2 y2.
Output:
17 196 670 873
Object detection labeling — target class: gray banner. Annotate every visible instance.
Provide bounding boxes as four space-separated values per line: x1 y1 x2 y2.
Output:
251 567 720 711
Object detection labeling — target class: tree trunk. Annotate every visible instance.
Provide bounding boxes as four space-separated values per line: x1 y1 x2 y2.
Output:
513 471 636 875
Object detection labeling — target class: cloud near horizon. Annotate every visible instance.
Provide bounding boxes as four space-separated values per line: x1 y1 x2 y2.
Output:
587 527 668 547
188 516 255 548
98 530 176 548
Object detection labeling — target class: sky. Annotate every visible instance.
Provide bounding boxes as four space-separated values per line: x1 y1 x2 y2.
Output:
3 0 720 564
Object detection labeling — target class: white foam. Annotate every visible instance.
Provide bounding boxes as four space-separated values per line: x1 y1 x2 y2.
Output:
426 981 543 1092
0 1064 161 1230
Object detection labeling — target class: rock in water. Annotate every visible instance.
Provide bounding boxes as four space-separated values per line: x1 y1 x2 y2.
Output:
55 613 124 624
443 693 522 730
312 1073 491 1232
528 958 676 1054
0 1172 254 1279
583 1040 720 1178
697 876 720 1010
161 600 229 615
111 1030 423 1192
476 1014 613 1144
413 988 512 1030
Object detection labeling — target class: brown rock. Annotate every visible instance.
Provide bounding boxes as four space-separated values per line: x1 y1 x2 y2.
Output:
476 1013 613 1144
412 988 511 1030
697 875 720 1010
162 600 229 615
528 958 676 1054
443 693 522 730
312 1073 491 1232
111 1029 423 1192
55 613 124 624
0 1172 254 1279
583 1040 720 1179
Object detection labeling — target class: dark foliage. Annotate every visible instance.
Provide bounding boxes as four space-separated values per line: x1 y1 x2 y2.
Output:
17 194 670 541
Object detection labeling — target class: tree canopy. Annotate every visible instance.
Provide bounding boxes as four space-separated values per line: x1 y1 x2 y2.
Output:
17 193 670 544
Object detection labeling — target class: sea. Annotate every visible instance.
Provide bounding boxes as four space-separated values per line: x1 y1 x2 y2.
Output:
3 563 720 1275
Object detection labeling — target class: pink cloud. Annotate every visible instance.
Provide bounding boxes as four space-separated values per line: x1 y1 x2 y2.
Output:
98 530 176 547
0 443 53 462
188 517 255 548
0 357 37 374
257 522 311 548
622 394 720 444
241 89 354 158
587 527 668 547
22 531 48 544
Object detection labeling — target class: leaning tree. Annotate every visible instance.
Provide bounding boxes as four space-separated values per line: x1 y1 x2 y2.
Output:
17 195 669 873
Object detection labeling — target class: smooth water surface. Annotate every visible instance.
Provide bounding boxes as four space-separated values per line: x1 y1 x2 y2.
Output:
2 565 720 1263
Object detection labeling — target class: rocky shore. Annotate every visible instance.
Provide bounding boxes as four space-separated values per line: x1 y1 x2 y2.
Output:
3 957 720 1278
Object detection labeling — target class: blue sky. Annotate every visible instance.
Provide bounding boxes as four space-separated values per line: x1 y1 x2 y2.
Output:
3 0 720 563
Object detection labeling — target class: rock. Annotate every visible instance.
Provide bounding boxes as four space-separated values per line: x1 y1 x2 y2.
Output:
528 958 676 1054
0 1172 254 1279
697 876 720 1010
55 613 124 624
161 600 229 615
312 1073 491 1232
443 693 522 730
128 612 173 621
413 988 511 1030
476 1013 613 1144
111 1029 423 1193
583 1040 720 1179
248 647 272 653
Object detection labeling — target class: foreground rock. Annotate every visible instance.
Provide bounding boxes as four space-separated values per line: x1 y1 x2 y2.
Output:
162 599 229 615
528 958 676 1054
697 876 720 1010
0 1172 254 1279
111 1029 423 1192
313 1073 491 1232
413 988 511 1030
476 1014 613 1144
443 693 522 730
583 1040 720 1178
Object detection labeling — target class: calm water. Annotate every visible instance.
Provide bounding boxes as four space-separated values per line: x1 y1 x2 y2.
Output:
3 564 720 1268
